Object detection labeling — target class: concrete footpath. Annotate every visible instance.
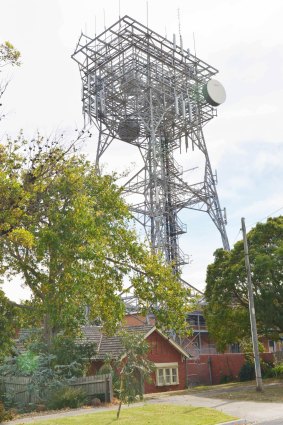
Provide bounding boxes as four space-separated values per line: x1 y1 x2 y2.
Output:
4 393 283 424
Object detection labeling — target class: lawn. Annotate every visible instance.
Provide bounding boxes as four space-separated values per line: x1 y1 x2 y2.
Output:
16 404 236 425
187 378 283 403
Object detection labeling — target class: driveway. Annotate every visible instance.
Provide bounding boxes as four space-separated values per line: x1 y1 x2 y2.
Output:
4 393 283 424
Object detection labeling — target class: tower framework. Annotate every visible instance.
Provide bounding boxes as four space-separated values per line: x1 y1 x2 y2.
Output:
72 15 229 281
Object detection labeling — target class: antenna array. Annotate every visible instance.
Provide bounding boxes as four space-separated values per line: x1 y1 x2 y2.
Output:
73 15 229 284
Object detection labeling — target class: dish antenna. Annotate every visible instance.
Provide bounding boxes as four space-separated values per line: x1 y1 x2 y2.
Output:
72 16 229 294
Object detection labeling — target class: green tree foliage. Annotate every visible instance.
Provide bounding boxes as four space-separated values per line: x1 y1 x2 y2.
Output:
0 41 21 123
116 331 154 419
0 136 192 346
46 387 87 410
0 41 21 361
0 41 20 68
0 289 17 361
0 334 96 407
204 216 283 352
50 335 96 376
0 334 96 378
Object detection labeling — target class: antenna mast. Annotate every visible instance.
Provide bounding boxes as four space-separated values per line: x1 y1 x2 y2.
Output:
72 16 230 290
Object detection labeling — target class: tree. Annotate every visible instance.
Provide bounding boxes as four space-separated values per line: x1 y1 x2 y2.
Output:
0 41 21 122
0 289 17 361
0 136 192 347
204 216 283 351
0 41 20 68
0 41 21 360
0 334 96 407
116 331 154 419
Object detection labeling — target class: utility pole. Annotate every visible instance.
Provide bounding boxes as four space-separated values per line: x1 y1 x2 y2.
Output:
241 217 263 392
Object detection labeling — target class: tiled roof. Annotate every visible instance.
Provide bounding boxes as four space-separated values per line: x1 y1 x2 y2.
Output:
14 324 189 360
79 326 102 346
80 325 153 359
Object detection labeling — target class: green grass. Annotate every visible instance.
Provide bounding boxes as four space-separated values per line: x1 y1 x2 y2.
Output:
187 378 283 402
16 404 236 425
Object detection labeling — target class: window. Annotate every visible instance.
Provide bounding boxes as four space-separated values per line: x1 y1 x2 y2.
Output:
268 340 275 353
155 363 179 386
230 343 240 353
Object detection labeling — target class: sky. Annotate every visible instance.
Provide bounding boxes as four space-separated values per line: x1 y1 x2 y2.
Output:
1 0 283 301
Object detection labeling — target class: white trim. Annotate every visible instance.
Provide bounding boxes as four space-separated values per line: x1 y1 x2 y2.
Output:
154 362 178 368
120 326 190 359
143 326 157 339
155 364 179 386
155 329 190 358
143 326 191 358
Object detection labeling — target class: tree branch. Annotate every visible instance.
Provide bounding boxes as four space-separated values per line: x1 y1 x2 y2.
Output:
105 256 147 278
9 300 34 310
7 245 44 300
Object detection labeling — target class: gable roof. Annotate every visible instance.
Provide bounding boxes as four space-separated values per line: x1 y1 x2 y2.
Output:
80 325 153 359
80 325 190 360
15 325 190 360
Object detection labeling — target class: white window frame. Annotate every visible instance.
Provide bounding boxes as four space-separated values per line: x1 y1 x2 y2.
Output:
155 362 179 386
268 340 276 353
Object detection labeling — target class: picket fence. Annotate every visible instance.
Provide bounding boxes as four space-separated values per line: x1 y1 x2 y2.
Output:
0 373 113 406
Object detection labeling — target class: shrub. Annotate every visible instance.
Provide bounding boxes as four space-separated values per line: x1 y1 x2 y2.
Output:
96 359 120 397
239 362 255 381
0 334 96 409
91 393 105 403
271 363 283 378
46 386 87 410
261 361 274 378
0 401 12 423
219 374 234 384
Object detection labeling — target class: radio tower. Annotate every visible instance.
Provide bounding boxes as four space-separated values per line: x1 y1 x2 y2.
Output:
72 16 229 289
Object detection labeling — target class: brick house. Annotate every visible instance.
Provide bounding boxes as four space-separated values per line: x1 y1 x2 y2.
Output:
82 325 190 393
122 313 276 385
16 311 279 389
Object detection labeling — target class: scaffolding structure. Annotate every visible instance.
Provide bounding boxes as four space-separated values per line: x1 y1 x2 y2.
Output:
72 15 229 286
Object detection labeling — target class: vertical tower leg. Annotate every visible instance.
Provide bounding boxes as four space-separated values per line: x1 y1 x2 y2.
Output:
183 126 230 250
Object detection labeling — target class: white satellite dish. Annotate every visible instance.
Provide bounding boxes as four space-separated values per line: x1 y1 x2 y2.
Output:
203 79 226 106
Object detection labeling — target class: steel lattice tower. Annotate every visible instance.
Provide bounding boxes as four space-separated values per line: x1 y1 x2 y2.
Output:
72 15 230 279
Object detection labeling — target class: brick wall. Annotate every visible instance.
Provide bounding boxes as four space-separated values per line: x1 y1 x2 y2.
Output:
203 354 244 384
145 331 187 393
89 330 188 394
124 314 156 327
187 352 275 385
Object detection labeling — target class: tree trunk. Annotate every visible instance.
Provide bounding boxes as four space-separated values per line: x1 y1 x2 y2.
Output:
43 313 53 347
117 375 124 419
117 400 122 419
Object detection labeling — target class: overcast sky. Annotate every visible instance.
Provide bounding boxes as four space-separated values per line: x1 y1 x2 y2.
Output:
1 0 283 301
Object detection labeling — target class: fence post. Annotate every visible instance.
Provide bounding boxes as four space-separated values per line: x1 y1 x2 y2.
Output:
208 357 212 385
104 374 107 402
108 374 113 403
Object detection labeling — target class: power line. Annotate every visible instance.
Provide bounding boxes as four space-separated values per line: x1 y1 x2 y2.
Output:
247 206 283 230
230 206 283 247
232 228 241 245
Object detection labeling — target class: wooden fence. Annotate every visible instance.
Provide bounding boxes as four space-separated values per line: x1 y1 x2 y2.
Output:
0 374 113 406
274 351 283 363
70 374 113 402
0 375 36 405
